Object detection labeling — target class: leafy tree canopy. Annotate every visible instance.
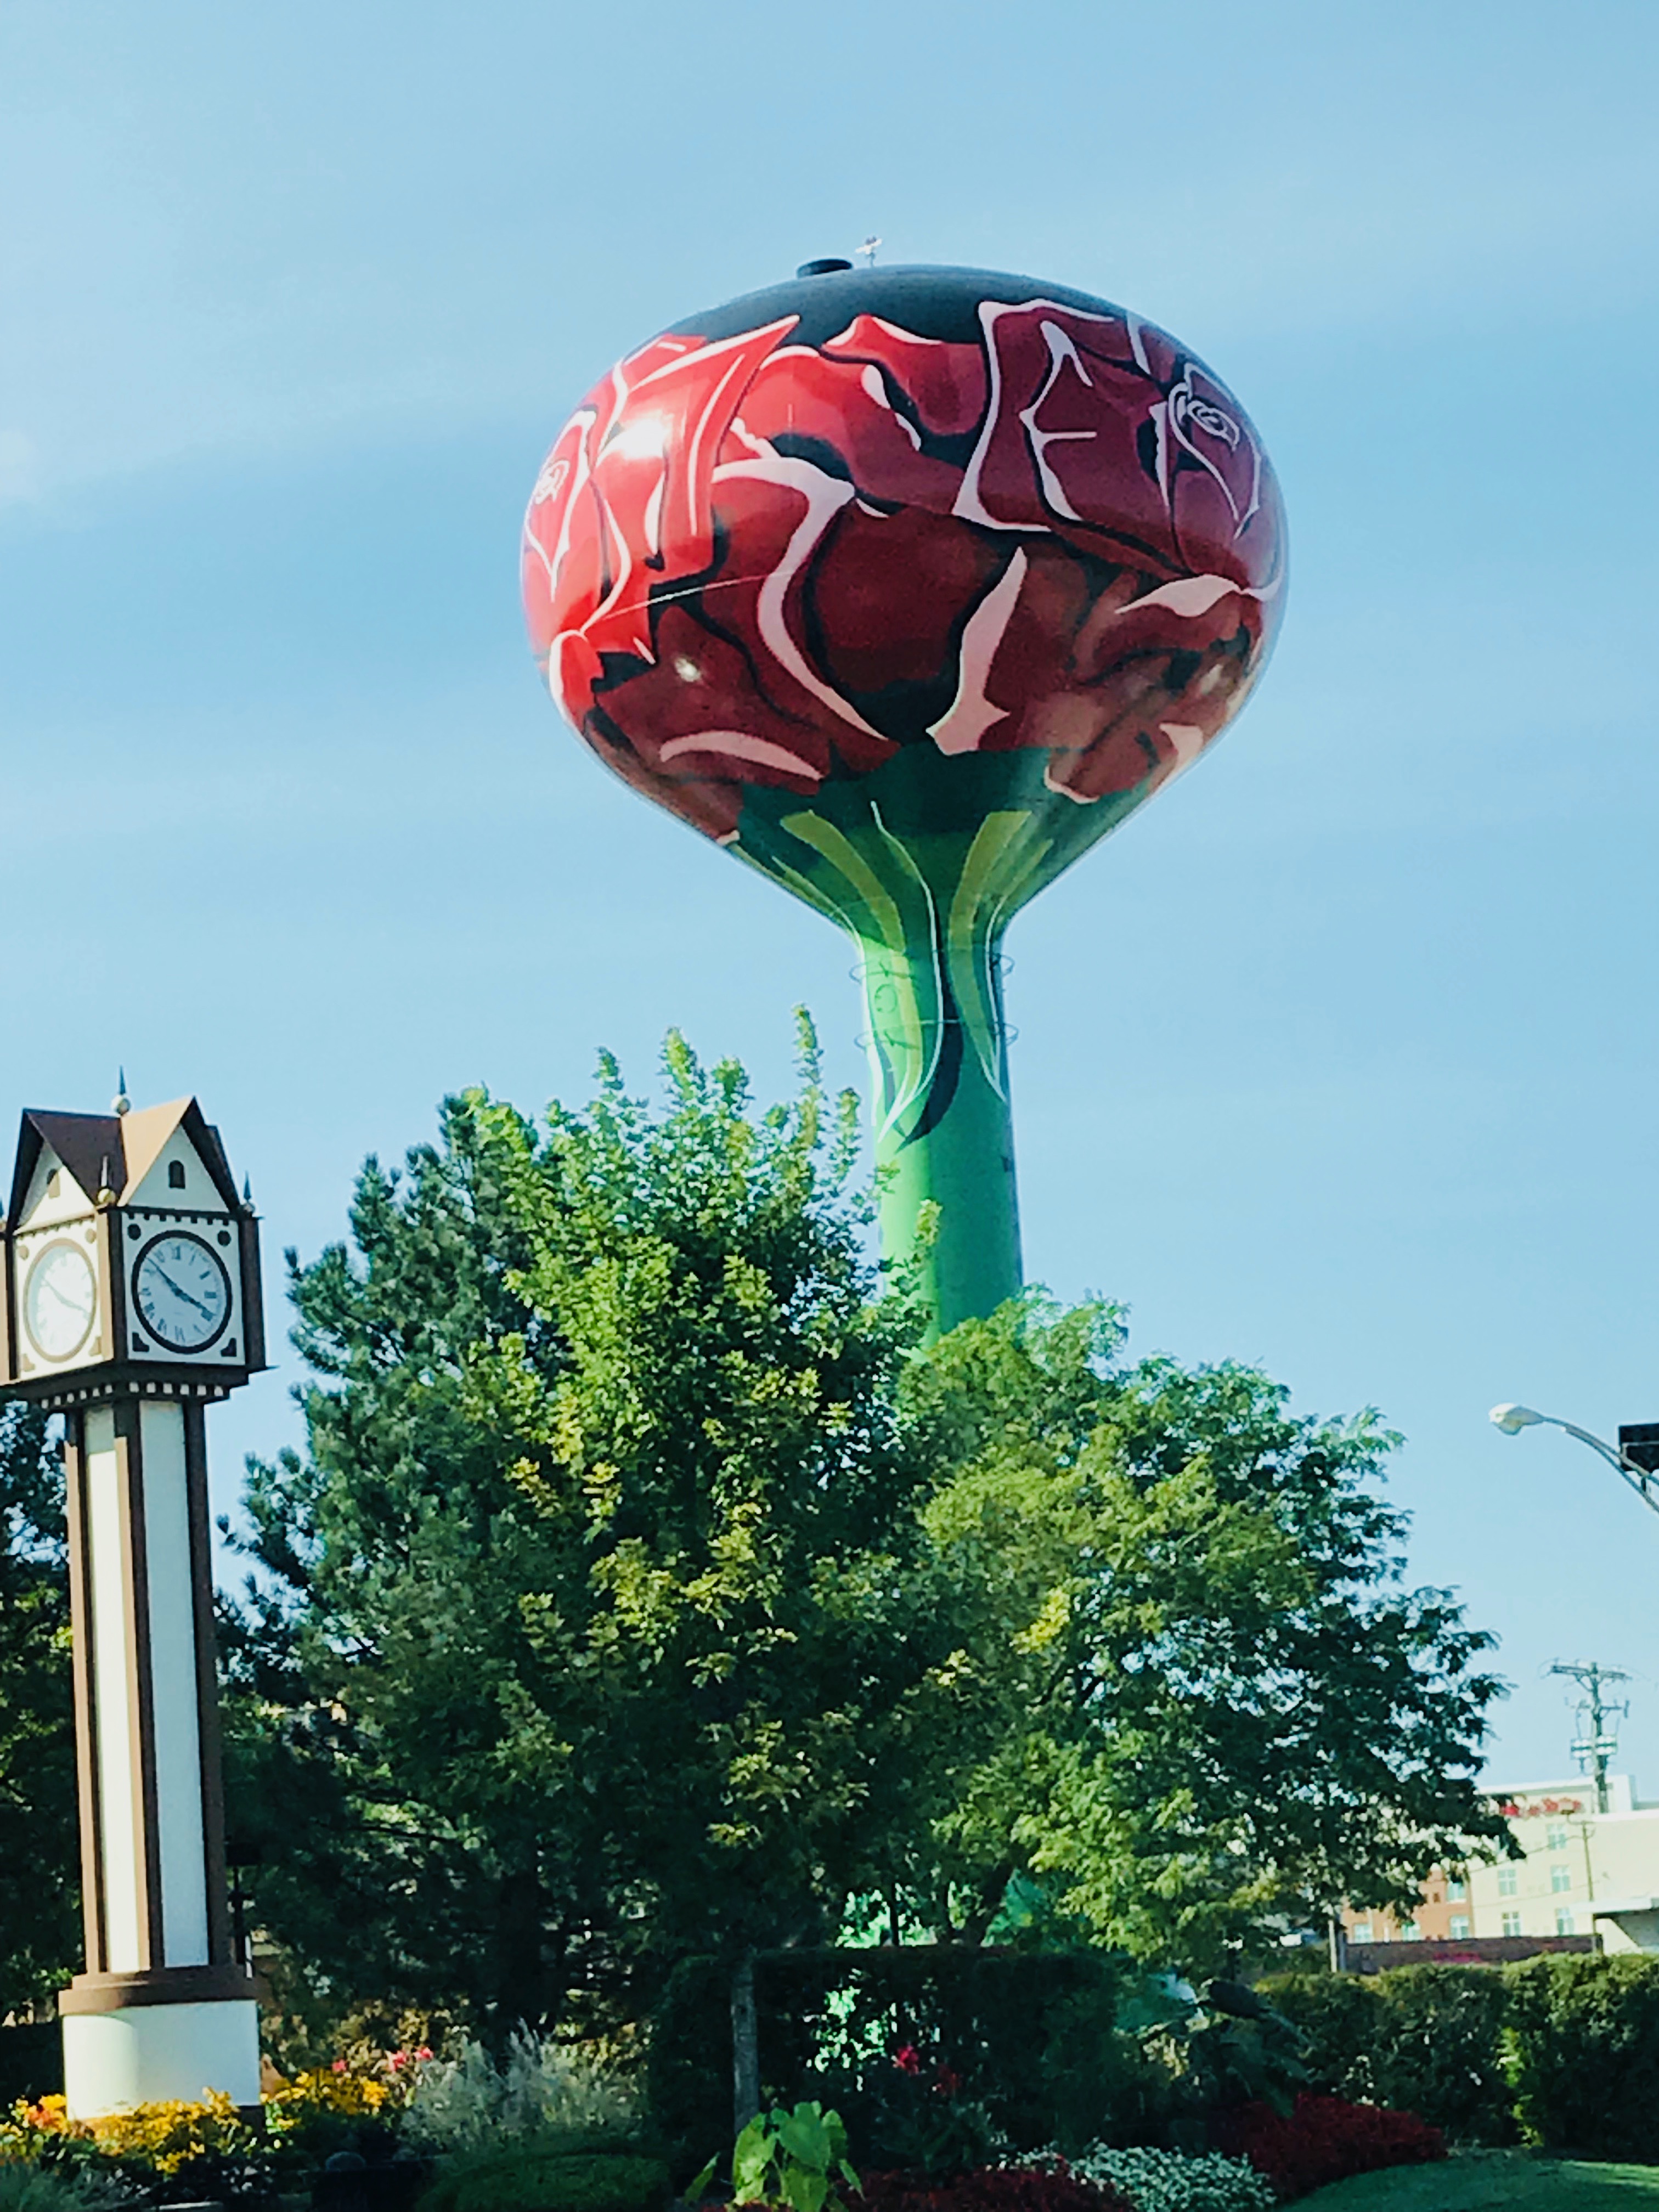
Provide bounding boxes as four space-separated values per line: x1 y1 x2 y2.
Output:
0 1397 80 2013
226 1022 1508 2035
228 1021 947 2036
901 1300 1510 1967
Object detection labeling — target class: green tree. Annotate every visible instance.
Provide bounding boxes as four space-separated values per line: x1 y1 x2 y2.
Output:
897 1297 1511 1968
0 1397 80 2013
228 1030 1510 2039
227 1023 953 2036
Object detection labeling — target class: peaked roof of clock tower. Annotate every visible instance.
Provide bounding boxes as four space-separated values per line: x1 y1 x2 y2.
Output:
7 1099 241 1223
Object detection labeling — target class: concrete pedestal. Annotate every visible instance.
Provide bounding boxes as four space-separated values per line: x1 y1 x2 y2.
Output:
63 1996 260 2116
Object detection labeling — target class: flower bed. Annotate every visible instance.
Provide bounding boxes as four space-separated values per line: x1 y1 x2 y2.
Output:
1212 2095 1445 2200
854 2163 1131 2212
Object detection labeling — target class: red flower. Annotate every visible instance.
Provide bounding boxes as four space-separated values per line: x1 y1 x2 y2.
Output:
893 2044 923 2075
1214 2093 1446 2199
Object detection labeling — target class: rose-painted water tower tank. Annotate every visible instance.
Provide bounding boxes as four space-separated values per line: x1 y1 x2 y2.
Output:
523 261 1285 1333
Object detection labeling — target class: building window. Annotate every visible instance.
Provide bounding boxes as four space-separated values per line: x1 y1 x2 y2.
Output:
1499 1866 1519 1897
1547 1823 1569 1850
1351 1922 1373 1945
1450 1915 1471 1938
1503 1911 1522 1936
1400 1919 1420 1940
1556 1909 1575 1935
1447 1877 1467 1902
1551 1864 1573 1894
168 1159 187 1189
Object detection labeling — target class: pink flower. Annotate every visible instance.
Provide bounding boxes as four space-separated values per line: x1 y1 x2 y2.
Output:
331 2059 347 2075
893 2044 922 2075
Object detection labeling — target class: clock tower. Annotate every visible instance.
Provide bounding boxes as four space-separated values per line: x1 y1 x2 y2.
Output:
1 1090 266 2117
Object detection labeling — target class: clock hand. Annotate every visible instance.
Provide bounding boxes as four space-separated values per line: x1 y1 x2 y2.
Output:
43 1278 91 1312
155 1266 214 1319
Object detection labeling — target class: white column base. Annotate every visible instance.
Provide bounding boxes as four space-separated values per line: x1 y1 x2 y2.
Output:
63 1998 260 2116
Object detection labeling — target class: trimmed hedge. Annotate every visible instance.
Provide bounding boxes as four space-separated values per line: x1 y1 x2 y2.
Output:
1263 1954 1659 2163
1506 1953 1659 2163
1259 1964 1514 2145
419 2151 672 2212
647 1950 1152 2170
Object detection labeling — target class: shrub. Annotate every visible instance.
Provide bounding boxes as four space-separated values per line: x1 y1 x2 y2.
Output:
1505 1951 1659 2163
418 2149 670 2212
652 1950 1146 2172
1250 1976 1378 2104
853 2164 1130 2212
1212 2094 1444 2200
402 2035 637 2155
1066 2146 1275 2212
0 2162 126 2212
1256 1966 1513 2146
1366 1966 1513 2146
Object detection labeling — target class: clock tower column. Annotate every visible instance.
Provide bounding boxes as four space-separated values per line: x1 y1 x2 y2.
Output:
2 1092 267 2117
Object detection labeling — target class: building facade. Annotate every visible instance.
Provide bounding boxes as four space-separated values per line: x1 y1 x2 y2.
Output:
1341 1776 1659 1957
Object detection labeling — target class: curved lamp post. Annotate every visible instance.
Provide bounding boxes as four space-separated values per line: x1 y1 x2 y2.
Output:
1489 1403 1659 1519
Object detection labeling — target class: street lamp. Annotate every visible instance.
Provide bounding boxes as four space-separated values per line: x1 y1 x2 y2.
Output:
1489 1404 1659 1519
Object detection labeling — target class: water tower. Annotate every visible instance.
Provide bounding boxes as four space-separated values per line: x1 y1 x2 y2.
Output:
523 263 1284 1330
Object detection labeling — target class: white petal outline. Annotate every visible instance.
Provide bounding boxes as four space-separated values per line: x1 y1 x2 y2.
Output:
928 549 1028 755
712 451 885 741
657 730 824 781
953 297 1131 531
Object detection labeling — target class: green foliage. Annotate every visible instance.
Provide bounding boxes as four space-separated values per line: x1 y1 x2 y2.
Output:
1148 1982 1308 2129
0 2162 127 2212
1366 1967 1514 2147
401 2033 640 2154
1066 2145 1276 2212
1506 1954 1659 2163
225 1027 1510 2042
226 1023 941 2033
1261 1967 1514 2146
731 2102 858 2212
0 1402 80 2015
420 2148 671 2212
901 1300 1510 1969
1253 1973 1378 2103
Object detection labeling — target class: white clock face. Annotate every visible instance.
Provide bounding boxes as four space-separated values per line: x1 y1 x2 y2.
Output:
24 1240 98 1362
132 1233 232 1353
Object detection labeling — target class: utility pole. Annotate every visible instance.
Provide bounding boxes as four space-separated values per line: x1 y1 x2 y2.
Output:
1549 1660 1630 1814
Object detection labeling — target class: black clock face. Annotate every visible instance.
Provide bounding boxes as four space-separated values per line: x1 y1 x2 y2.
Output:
132 1232 232 1353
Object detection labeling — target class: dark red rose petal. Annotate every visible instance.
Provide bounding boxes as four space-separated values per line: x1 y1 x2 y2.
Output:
734 349 963 512
806 501 1007 699
821 314 989 436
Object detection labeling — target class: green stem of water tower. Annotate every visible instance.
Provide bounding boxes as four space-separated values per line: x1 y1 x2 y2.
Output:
856 931 1023 1339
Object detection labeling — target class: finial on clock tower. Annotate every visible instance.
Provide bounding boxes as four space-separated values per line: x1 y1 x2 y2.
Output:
112 1069 130 1118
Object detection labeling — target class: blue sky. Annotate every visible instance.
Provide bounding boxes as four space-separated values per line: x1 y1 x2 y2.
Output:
4 0 1658 1787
